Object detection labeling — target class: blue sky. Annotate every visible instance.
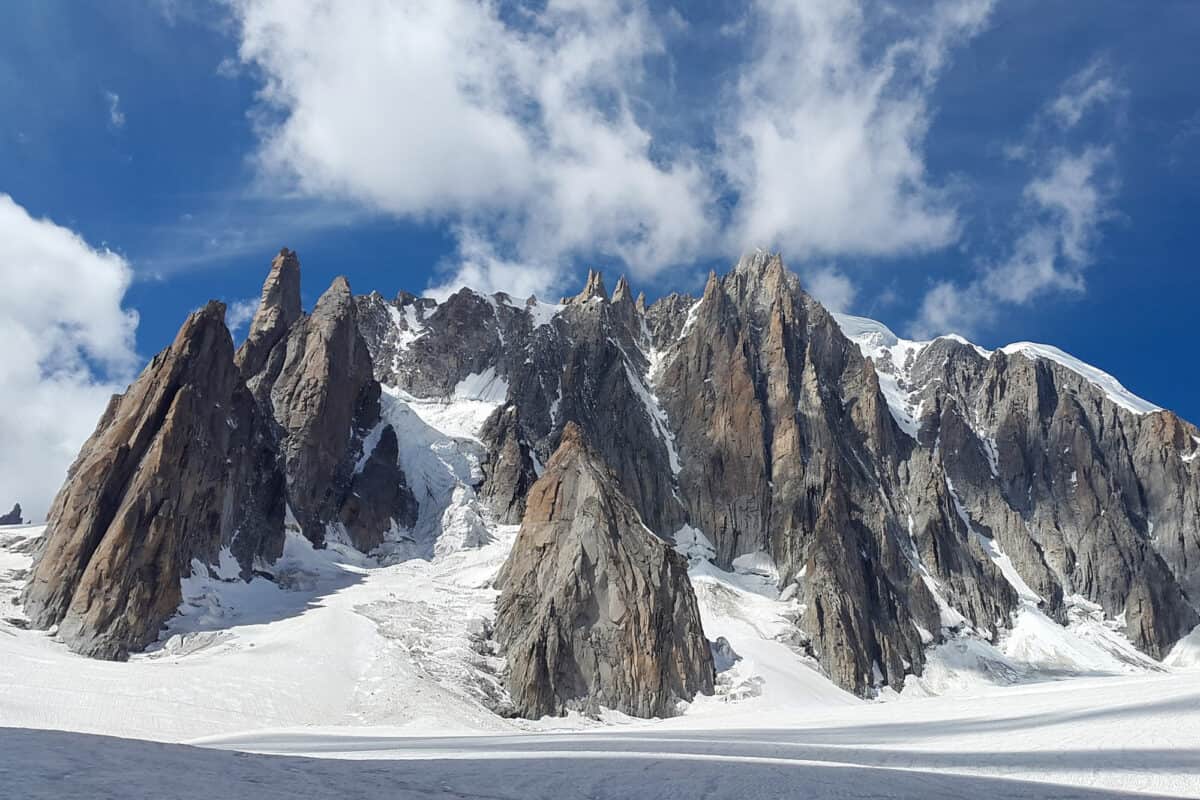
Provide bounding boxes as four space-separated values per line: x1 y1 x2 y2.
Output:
1 0 1198 517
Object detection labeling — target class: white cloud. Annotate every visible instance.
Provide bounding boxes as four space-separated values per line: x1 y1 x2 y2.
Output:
426 227 562 302
105 90 125 129
232 0 714 296
0 194 139 521
913 62 1123 339
224 297 261 337
1049 61 1122 129
720 0 993 259
985 147 1113 301
230 0 995 297
914 146 1116 338
803 265 858 313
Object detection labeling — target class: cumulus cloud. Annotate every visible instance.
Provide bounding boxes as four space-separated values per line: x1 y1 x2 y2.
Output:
229 0 995 298
721 0 993 260
0 194 139 521
232 0 714 294
913 62 1122 339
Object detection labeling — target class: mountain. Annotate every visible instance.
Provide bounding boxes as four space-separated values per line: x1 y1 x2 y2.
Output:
0 504 21 525
22 249 1200 714
495 421 714 718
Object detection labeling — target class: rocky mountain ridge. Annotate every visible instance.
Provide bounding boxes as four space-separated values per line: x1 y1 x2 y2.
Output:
22 248 1200 712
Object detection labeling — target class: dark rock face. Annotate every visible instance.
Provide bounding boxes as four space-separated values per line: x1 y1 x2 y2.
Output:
24 243 1200 709
888 337 1200 659
258 277 387 548
339 425 418 552
0 504 21 525
235 247 302 397
361 250 1200 696
23 302 286 659
240 262 418 551
356 273 685 538
494 423 715 719
478 405 537 525
24 250 421 659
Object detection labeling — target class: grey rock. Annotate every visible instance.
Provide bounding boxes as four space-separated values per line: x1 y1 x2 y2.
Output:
236 248 302 401
711 636 741 672
339 425 418 552
23 302 285 659
254 274 415 549
0 504 21 525
494 422 715 719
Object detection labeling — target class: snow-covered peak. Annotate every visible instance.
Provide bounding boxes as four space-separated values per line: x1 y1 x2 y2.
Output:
830 313 901 349
999 342 1160 415
832 313 930 439
832 312 1161 420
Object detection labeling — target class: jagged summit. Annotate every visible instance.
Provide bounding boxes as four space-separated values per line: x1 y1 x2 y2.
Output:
0 503 22 525
236 247 301 378
565 268 608 304
495 419 714 718
21 245 1200 712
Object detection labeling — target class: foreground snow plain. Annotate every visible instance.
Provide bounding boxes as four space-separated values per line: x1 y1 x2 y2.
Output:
3 389 1200 799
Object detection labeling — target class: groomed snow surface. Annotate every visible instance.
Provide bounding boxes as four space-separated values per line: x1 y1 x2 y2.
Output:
2 385 1199 798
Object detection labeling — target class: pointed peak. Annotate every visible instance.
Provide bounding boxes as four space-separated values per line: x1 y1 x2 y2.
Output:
246 248 302 331
734 249 784 277
313 275 354 319
560 420 586 447
702 269 721 298
569 269 608 304
612 275 633 305
177 300 232 353
635 291 647 314
197 299 228 324
550 420 595 468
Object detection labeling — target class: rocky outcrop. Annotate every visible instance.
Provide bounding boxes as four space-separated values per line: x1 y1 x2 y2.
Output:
236 248 302 402
478 405 538 525
242 268 418 551
354 251 1200 696
338 424 418 552
25 242 1200 704
23 249 423 660
889 334 1200 658
0 504 21 525
23 302 286 659
494 422 714 718
260 277 382 547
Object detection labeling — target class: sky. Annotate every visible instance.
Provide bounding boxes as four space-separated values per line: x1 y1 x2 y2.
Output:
1 0 1198 520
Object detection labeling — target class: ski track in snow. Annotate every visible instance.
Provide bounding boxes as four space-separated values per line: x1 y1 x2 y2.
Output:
2 353 1199 797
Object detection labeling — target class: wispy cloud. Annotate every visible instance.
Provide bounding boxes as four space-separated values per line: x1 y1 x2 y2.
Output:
105 90 125 130
913 63 1123 338
1048 61 1124 129
224 296 260 337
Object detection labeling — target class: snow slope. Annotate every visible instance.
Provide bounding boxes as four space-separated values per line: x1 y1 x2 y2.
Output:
832 312 1162 422
4 508 1200 797
2 364 1197 798
1000 342 1161 414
